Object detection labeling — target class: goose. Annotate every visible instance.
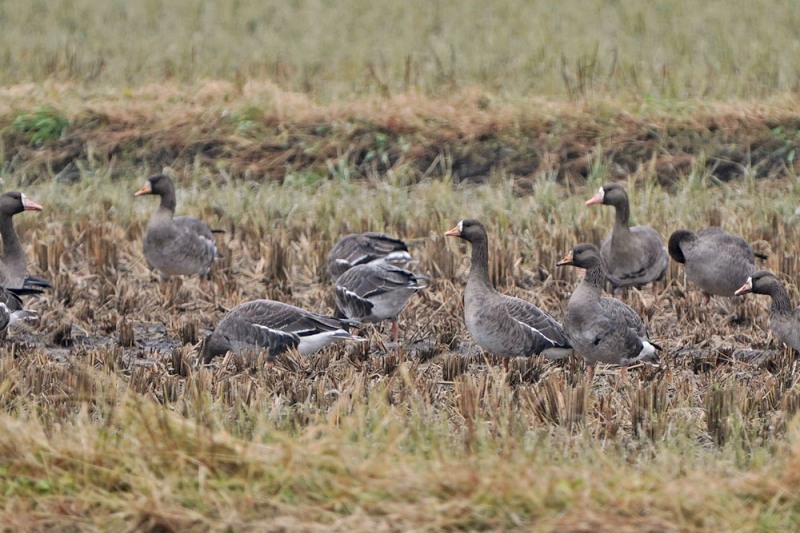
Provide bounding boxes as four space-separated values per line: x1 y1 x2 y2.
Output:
0 192 51 290
445 219 571 371
0 286 40 338
556 243 659 380
135 174 219 282
334 263 429 342
668 227 755 297
735 271 800 351
327 232 413 281
585 183 668 292
200 299 363 364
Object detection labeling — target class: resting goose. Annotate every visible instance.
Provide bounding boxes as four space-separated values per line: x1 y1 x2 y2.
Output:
0 286 40 338
585 183 668 291
201 299 363 364
0 192 51 290
334 263 429 342
556 243 659 379
327 232 413 281
735 271 800 351
445 219 571 371
668 227 754 297
135 174 219 281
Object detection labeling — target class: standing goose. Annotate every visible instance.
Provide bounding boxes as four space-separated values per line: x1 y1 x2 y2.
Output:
556 243 659 380
668 227 755 297
735 271 800 351
135 174 219 281
200 299 363 364
445 219 571 371
585 183 668 292
0 192 51 290
334 263 429 342
327 232 413 281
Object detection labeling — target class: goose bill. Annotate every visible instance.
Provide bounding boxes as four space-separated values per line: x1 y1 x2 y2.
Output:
134 182 153 196
734 277 753 296
556 250 574 266
21 195 43 211
584 187 605 206
444 220 463 237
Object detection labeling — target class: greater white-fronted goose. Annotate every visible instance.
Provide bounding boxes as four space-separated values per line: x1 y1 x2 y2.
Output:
585 183 668 291
200 299 363 364
327 232 413 281
0 286 40 338
135 174 219 281
556 243 659 379
445 219 571 371
0 192 51 290
334 263 429 341
668 227 755 297
735 271 800 351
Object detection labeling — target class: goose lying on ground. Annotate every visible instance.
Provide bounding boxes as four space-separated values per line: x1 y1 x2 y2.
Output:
327 232 413 281
556 243 659 380
735 271 800 352
0 286 40 338
0 192 51 290
135 174 219 282
445 219 571 371
334 263 429 342
668 227 755 297
585 183 668 292
200 299 363 364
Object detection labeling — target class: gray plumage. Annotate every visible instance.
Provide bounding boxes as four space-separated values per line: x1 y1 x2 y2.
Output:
557 243 659 367
0 286 39 337
0 192 49 290
445 219 571 360
735 271 800 351
334 263 427 324
135 174 219 280
668 226 755 297
327 232 412 281
201 299 362 363
585 183 668 290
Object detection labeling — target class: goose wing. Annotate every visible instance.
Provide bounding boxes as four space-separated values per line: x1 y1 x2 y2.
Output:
501 294 570 350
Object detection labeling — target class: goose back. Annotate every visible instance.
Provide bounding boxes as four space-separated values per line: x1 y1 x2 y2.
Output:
327 232 412 281
334 263 427 323
669 227 754 296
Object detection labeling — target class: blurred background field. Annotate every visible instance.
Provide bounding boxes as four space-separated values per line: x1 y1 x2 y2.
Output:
3 0 800 100
3 1 800 531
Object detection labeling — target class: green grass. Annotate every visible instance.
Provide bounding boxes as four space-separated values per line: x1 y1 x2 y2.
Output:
2 0 800 99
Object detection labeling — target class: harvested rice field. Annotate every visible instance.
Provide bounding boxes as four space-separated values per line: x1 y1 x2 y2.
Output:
3 1 800 531
0 88 798 532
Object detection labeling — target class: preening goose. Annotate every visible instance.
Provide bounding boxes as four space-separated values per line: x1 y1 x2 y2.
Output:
668 227 755 297
334 263 429 341
327 232 413 281
585 183 668 291
135 174 219 281
200 299 363 364
0 192 50 290
735 271 800 352
556 243 659 379
445 219 571 371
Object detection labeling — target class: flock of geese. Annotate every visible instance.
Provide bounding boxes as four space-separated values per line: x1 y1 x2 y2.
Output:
0 175 797 377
